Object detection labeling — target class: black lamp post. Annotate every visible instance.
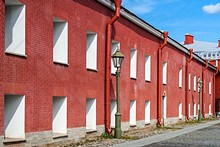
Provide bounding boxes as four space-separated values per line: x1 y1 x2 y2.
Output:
198 78 203 122
111 48 124 138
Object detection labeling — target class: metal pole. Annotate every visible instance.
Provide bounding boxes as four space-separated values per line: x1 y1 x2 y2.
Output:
198 87 202 122
115 67 122 138
162 96 164 126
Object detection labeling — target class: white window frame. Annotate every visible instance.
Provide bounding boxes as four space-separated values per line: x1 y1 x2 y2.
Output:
86 32 97 70
111 41 120 74
130 49 137 79
193 103 196 118
53 18 68 64
209 81 212 95
162 96 167 119
145 101 150 124
110 100 117 127
188 73 191 90
5 1 26 56
209 104 211 116
145 55 151 81
179 102 182 119
188 103 191 118
130 100 136 126
179 69 182 88
53 96 67 134
193 75 196 92
4 94 25 139
162 62 167 84
86 98 96 130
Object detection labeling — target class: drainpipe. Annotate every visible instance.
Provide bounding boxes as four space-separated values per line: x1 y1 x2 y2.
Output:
202 60 208 117
213 68 218 117
185 48 193 121
157 31 168 126
105 0 122 134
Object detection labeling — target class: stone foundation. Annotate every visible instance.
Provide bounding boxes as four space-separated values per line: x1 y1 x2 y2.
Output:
0 117 196 146
1 125 105 146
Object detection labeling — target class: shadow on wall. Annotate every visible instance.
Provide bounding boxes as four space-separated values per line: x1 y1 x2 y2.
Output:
5 5 24 50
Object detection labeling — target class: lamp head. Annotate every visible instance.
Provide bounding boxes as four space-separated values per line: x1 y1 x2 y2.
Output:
111 48 124 68
198 78 203 90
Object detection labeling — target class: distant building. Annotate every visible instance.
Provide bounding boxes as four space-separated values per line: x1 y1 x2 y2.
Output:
181 34 220 116
181 34 220 69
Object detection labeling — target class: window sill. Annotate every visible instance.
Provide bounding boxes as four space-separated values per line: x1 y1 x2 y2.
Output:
130 77 137 80
53 133 68 139
145 80 151 83
86 68 98 72
145 123 150 125
3 138 26 144
5 51 27 58
53 61 69 66
130 124 137 128
86 129 97 134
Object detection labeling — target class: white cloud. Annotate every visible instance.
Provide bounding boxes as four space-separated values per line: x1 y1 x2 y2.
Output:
203 3 220 14
122 0 180 15
122 0 156 14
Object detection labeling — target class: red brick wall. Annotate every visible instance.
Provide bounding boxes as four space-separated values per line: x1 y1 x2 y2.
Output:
110 17 160 121
1 0 111 133
0 0 4 136
0 0 216 136
215 73 220 112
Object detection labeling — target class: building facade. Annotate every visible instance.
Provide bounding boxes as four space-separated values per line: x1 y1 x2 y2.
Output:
181 34 220 114
0 0 216 146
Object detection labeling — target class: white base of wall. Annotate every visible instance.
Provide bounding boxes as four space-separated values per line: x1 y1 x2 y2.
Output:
189 114 214 120
205 113 213 118
162 117 184 125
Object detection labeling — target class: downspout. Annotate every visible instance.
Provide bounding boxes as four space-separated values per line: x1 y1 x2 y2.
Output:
157 31 168 126
202 60 208 117
185 48 193 121
213 67 218 116
105 0 122 134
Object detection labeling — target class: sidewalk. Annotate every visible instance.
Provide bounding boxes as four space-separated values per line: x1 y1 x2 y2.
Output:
113 119 220 147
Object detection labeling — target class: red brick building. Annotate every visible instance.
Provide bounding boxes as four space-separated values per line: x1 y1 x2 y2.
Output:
0 0 216 145
181 34 220 115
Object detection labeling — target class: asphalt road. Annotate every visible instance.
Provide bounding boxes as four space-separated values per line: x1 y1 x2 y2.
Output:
145 123 220 147
114 120 220 147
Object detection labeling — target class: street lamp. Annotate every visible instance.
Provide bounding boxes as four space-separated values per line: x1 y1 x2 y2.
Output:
111 48 124 138
198 78 203 122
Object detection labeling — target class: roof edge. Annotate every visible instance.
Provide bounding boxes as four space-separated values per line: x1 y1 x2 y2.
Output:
96 0 216 71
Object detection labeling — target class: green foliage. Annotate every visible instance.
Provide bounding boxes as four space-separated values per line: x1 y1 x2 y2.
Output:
99 133 114 139
99 133 139 140
186 119 198 124
121 135 138 140
156 126 182 130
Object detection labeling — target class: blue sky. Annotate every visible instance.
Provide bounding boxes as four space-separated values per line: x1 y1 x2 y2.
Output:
122 0 220 43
